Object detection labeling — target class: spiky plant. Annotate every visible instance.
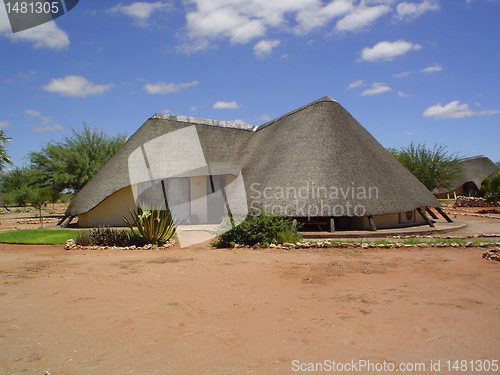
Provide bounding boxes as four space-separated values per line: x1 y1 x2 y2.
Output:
123 203 177 246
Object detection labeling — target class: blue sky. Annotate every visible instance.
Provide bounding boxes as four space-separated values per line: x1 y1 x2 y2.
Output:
1 0 499 168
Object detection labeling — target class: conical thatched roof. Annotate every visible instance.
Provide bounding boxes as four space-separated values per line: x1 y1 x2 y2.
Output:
433 155 499 194
66 97 439 218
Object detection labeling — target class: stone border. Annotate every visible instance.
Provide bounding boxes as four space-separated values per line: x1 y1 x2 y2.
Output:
64 239 177 251
231 240 500 250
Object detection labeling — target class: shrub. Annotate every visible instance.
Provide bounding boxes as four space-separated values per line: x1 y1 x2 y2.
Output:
75 230 92 246
89 227 132 247
123 203 177 246
75 227 134 247
211 214 302 248
481 173 500 206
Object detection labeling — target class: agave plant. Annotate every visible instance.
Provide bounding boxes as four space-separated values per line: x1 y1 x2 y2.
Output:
123 203 177 245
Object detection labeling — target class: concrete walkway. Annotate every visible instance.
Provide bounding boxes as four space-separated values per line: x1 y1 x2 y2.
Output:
302 221 467 239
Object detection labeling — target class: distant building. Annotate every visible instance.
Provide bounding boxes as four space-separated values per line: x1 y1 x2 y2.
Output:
433 156 499 199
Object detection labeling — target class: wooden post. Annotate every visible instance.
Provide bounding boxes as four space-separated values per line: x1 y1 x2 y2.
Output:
436 207 454 223
61 216 75 228
57 216 67 226
426 207 439 220
416 208 434 227
367 216 377 231
330 218 335 233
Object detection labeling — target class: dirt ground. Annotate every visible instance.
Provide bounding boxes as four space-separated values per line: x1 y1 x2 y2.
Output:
1 240 499 373
0 208 499 374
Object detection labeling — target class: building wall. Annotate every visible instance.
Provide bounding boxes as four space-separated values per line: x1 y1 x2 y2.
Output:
77 175 238 227
77 186 136 227
190 176 208 223
77 182 432 231
343 209 427 230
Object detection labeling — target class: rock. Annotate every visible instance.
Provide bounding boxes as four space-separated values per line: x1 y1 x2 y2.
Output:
482 248 500 261
64 239 76 250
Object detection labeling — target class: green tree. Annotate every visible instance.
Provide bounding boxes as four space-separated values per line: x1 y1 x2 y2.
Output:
0 130 13 170
0 167 38 207
390 142 463 191
481 173 500 205
29 187 51 228
29 123 127 194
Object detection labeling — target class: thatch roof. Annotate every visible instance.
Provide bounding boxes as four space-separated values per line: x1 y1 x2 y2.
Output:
433 155 499 194
66 97 439 218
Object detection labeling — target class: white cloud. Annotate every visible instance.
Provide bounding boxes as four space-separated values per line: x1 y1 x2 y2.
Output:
360 39 422 61
233 119 249 125
32 123 65 132
399 91 410 97
0 5 69 49
404 131 415 136
3 70 36 83
294 0 354 34
423 101 500 119
361 82 392 96
257 114 271 122
348 80 365 89
190 106 197 111
336 4 392 31
108 2 171 26
393 71 412 78
43 76 113 97
180 1 400 52
186 6 266 44
25 109 64 131
420 63 443 74
161 109 171 114
395 1 440 21
25 109 41 117
24 109 52 124
176 38 214 54
143 80 199 94
0 121 10 128
213 101 240 109
253 39 280 58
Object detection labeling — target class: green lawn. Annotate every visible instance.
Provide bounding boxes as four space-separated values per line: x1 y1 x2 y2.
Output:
0 229 79 245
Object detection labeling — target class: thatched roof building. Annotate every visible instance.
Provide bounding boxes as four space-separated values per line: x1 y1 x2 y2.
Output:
64 97 443 231
433 155 499 198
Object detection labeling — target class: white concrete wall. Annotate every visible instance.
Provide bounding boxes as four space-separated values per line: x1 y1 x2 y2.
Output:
77 186 136 227
352 208 428 230
189 176 208 223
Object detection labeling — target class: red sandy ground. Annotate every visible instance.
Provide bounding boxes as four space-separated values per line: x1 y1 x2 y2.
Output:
1 236 499 374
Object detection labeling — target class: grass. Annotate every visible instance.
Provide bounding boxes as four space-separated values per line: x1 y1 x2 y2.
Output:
0 229 79 245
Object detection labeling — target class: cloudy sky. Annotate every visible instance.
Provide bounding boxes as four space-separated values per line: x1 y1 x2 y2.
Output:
1 0 499 167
